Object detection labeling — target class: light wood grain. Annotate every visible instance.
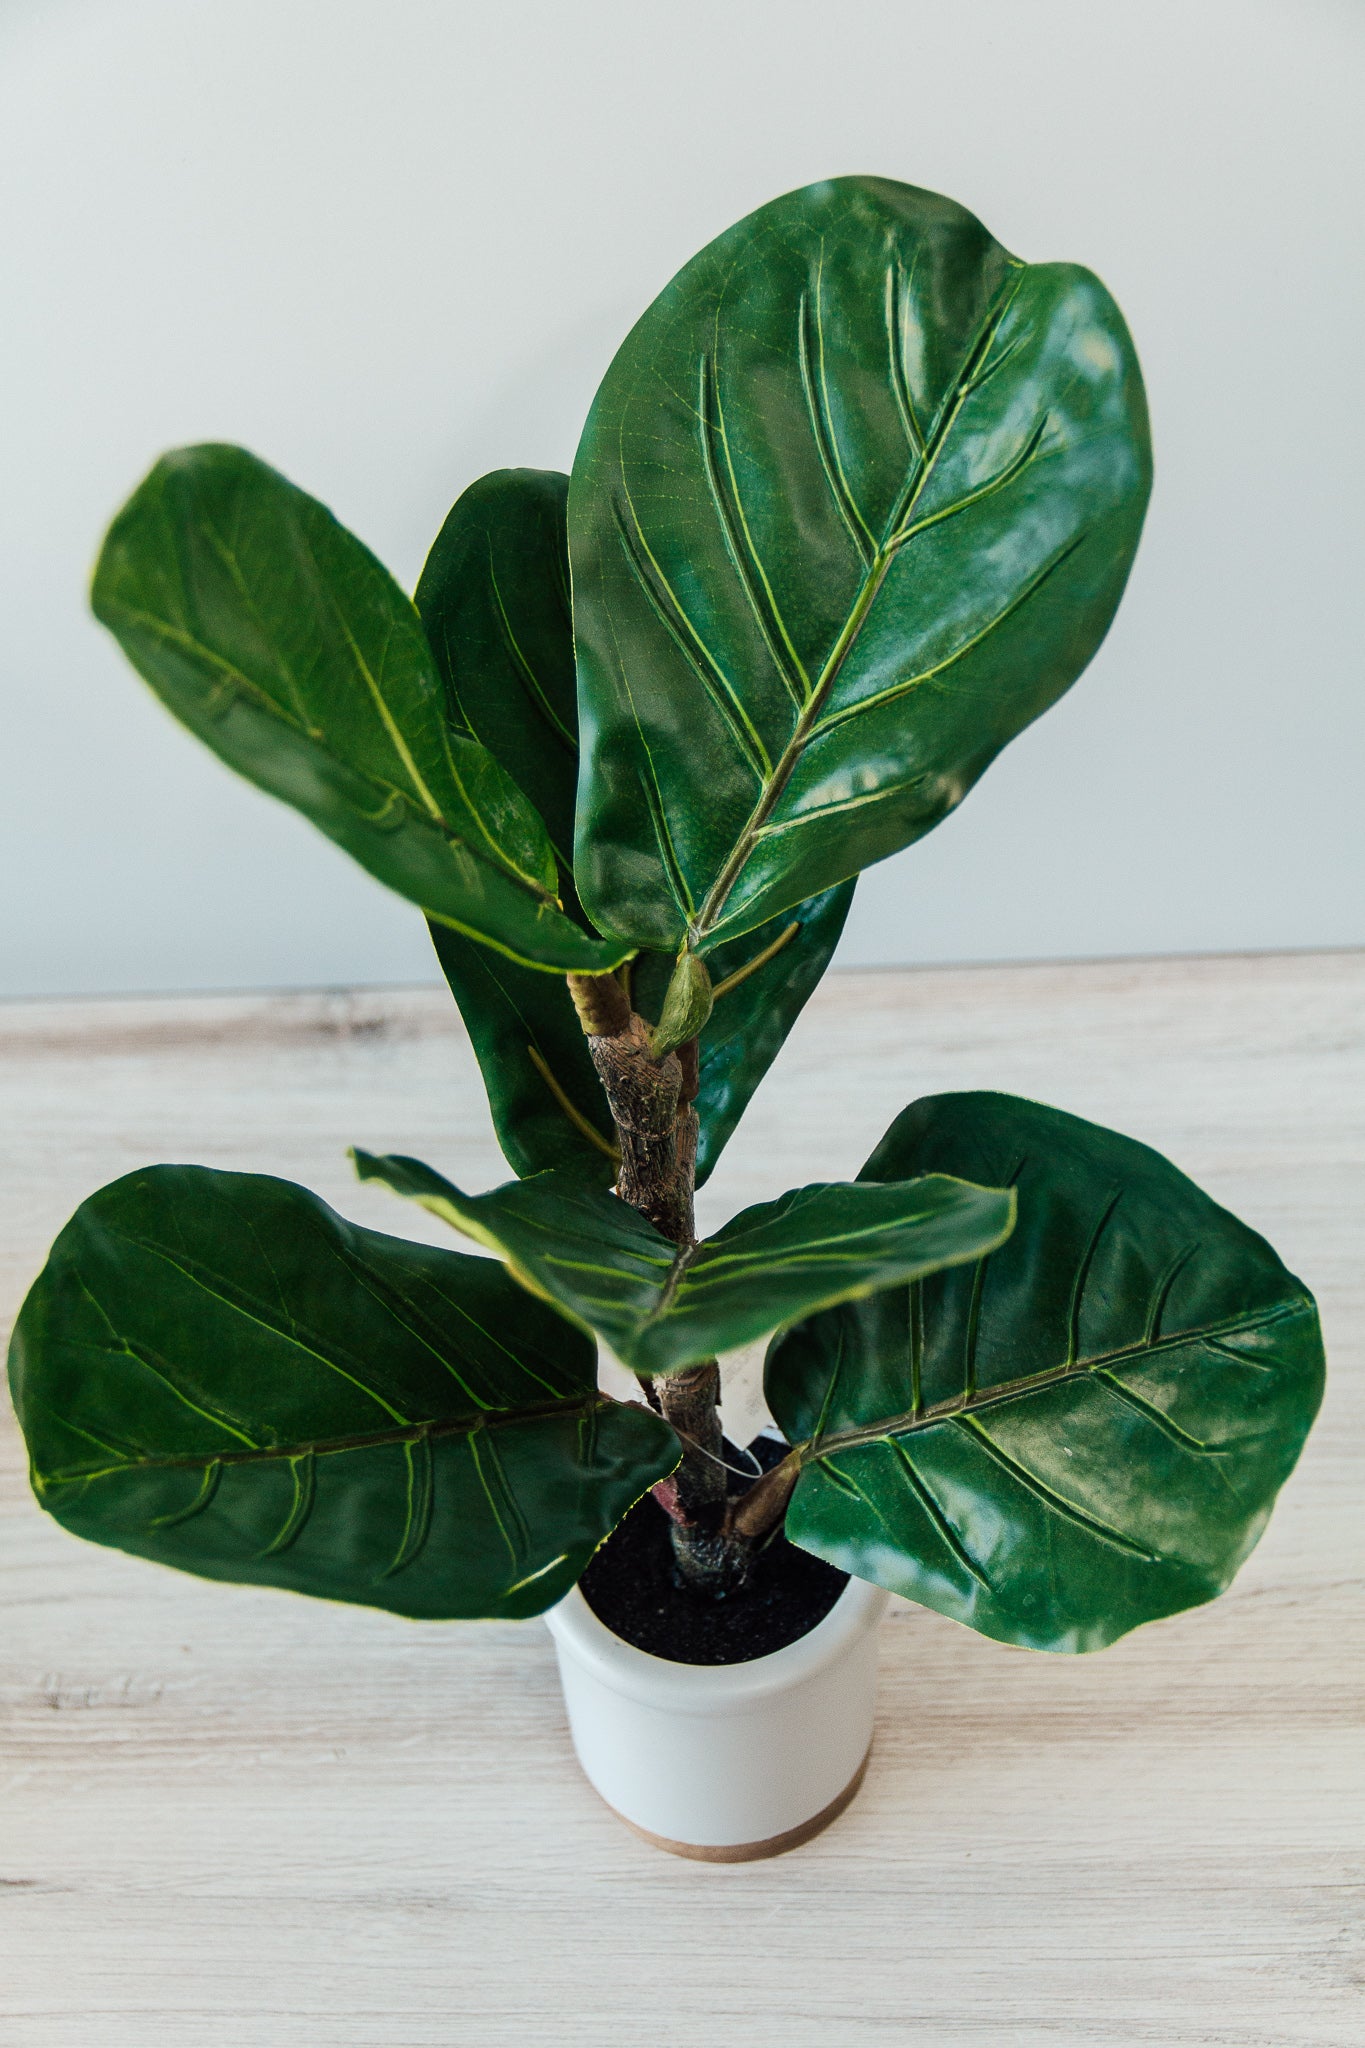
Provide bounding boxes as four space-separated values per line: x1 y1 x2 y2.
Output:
2 952 1362 2047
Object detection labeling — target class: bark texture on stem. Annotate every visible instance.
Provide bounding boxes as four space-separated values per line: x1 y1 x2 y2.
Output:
593 1017 697 1246
650 1415 796 1593
568 975 750 1591
653 1360 728 1547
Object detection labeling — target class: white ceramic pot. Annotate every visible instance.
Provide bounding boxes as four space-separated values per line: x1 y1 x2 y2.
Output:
544 1576 889 1860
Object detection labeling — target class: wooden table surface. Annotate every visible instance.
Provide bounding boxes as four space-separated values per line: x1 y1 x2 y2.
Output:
1 951 1361 2047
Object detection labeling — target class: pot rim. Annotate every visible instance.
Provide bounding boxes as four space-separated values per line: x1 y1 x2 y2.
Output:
544 1571 889 1714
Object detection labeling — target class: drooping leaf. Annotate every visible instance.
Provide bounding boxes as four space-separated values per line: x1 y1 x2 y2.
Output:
7 1165 677 1618
413 467 854 1180
766 1093 1325 1653
570 175 1152 952
91 444 625 973
353 1148 1015 1378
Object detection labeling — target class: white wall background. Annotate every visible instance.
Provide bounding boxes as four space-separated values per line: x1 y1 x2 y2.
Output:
2 0 1361 997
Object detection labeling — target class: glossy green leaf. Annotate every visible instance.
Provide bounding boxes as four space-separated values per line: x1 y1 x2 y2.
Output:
352 1148 1015 1378
413 467 854 1180
8 1165 677 1619
428 918 620 1180
417 468 582 892
415 468 619 1178
91 444 625 974
766 1093 1325 1652
570 175 1152 951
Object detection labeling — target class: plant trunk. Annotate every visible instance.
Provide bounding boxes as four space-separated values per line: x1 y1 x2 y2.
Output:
568 970 786 1595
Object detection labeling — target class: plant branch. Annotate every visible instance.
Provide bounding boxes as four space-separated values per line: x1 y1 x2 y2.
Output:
725 1450 800 1543
568 972 753 1588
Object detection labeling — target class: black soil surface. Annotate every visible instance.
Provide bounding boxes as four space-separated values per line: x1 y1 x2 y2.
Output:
579 1434 848 1666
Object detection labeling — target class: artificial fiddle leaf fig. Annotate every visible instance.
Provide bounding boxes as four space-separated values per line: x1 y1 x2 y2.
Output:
9 1165 678 1619
570 175 1152 953
766 1094 1326 1652
352 1148 1015 1378
10 174 1317 1686
91 445 626 974
414 465 855 1182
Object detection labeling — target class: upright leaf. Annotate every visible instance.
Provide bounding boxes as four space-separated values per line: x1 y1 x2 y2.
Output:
416 470 618 1177
766 1094 1325 1652
414 468 854 1180
92 445 624 973
417 469 582 891
353 1149 1014 1378
570 175 1152 951
9 1166 677 1618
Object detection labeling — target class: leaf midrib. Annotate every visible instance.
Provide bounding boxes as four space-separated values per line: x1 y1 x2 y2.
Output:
691 269 1026 943
798 1297 1311 1465
39 1392 612 1488
109 602 559 910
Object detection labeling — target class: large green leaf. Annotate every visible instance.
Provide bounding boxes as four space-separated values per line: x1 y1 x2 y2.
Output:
414 467 854 1181
91 445 625 974
570 175 1152 952
766 1094 1325 1652
417 468 582 889
7 1165 677 1619
415 468 618 1177
353 1149 1015 1378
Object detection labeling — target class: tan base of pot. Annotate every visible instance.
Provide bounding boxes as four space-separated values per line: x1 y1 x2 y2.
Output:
605 1746 872 1862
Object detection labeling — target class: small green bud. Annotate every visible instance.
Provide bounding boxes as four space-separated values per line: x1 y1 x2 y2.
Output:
650 949 713 1060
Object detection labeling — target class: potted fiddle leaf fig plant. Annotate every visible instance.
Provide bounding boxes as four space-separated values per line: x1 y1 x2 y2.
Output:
8 177 1325 1861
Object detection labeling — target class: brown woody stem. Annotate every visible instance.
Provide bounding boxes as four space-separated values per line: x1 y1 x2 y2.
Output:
567 975 760 1593
725 1450 800 1544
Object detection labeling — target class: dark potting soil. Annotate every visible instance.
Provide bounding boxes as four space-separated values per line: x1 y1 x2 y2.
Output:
579 1434 848 1666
